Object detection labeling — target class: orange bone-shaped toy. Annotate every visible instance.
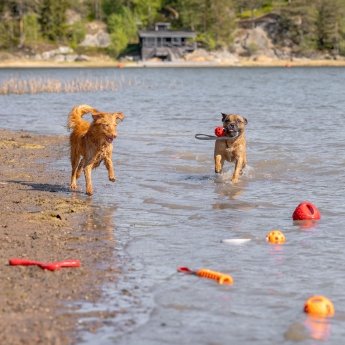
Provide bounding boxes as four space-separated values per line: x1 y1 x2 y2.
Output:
178 266 233 285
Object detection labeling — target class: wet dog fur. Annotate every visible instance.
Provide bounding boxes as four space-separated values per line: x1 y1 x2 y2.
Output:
67 104 125 195
214 113 248 183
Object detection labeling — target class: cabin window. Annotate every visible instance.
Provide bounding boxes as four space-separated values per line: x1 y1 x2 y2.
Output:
163 37 172 46
143 37 155 47
172 37 181 46
155 23 170 31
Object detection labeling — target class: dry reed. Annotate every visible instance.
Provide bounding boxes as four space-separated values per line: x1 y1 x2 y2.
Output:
0 76 126 95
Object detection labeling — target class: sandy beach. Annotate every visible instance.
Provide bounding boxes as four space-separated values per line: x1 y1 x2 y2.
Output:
1 55 345 69
0 129 117 345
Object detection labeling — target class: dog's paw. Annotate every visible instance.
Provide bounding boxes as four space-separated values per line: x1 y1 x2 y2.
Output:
70 183 78 191
231 177 239 184
109 176 117 182
86 189 93 196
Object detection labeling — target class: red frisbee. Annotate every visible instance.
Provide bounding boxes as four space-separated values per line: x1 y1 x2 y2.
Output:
9 258 81 271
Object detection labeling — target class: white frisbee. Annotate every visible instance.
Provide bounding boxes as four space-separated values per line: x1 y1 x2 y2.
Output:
222 238 251 245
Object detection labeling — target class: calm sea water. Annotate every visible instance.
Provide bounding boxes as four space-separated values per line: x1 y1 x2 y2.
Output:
1 67 345 344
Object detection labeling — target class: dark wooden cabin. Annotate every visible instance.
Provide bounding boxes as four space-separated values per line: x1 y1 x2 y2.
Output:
139 23 196 61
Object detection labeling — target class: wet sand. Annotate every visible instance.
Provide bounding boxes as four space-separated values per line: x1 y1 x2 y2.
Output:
1 56 345 68
0 129 117 345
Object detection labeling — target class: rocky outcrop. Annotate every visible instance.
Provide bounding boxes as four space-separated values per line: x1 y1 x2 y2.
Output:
231 27 277 59
34 46 89 62
79 21 110 48
184 49 239 64
232 13 321 60
230 13 294 60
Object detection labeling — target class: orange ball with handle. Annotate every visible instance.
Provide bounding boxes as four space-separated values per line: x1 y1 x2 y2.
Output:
304 295 335 317
293 202 321 221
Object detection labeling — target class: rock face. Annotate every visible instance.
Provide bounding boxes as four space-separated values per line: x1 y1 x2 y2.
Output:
79 21 110 48
232 13 308 60
230 13 292 60
184 49 239 64
34 46 89 62
66 9 81 25
231 27 277 59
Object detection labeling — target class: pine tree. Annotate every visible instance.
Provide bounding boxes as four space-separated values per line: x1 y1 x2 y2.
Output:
38 0 68 41
316 0 343 53
278 0 318 54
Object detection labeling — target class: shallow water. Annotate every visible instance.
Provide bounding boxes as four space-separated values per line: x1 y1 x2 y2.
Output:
1 67 345 344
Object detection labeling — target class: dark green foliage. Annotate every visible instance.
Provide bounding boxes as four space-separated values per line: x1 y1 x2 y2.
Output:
107 6 137 56
38 0 68 41
66 21 86 49
1 0 345 57
315 0 345 53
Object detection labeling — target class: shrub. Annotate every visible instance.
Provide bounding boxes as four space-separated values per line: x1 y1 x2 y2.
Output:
107 7 137 57
67 21 86 49
24 13 41 45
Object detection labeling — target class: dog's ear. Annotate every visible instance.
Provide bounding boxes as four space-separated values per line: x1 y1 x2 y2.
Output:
221 113 227 122
242 117 248 125
92 112 103 121
114 112 125 124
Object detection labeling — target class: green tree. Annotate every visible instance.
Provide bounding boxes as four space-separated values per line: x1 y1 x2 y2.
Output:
23 11 41 45
132 0 163 27
278 0 318 55
174 0 236 49
38 0 68 41
102 0 123 17
66 21 86 49
236 0 267 18
86 0 102 20
208 0 236 48
107 6 137 56
0 0 41 47
315 0 345 53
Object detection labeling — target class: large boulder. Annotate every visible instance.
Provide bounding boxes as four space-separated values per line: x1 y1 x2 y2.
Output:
79 21 110 48
34 46 89 62
184 49 239 64
231 27 277 58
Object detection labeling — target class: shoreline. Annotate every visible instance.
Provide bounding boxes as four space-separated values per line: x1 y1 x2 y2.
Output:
1 56 345 69
0 129 117 345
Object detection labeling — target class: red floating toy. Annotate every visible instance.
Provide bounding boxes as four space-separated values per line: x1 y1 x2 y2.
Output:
214 127 225 137
9 258 81 271
292 202 321 221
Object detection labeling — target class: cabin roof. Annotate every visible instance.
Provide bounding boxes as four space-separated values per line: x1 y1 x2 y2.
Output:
139 30 196 39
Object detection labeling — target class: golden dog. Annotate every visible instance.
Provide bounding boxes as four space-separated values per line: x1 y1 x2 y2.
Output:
214 113 248 183
67 104 125 195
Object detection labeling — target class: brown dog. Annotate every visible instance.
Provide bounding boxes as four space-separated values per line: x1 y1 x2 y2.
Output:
214 113 248 183
67 104 125 195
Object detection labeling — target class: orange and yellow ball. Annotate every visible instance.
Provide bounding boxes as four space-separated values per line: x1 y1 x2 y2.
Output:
304 295 335 318
266 230 286 244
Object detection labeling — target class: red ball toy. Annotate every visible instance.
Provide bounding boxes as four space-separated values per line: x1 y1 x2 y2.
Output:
215 127 225 137
292 202 321 221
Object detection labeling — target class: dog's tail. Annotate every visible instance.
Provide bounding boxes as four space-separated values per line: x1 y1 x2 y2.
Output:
67 104 98 130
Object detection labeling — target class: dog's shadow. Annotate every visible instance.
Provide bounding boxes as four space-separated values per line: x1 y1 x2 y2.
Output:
9 180 72 193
